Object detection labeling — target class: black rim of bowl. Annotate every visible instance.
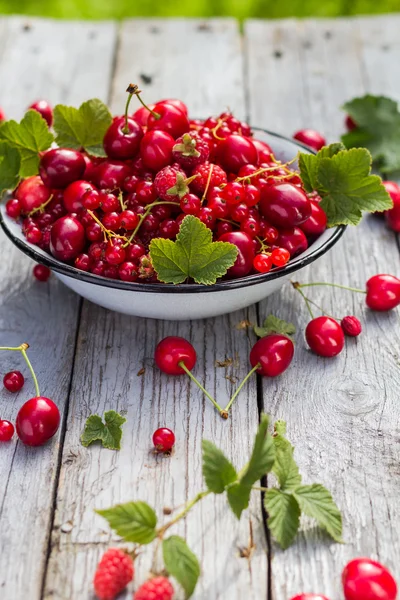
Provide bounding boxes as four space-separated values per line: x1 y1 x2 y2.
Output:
0 128 346 295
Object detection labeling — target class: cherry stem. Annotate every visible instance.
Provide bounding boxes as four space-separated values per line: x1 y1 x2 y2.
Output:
123 88 135 134
123 201 179 247
0 343 40 397
178 361 226 416
294 286 315 319
156 490 211 538
127 83 160 120
224 363 260 413
297 282 366 294
28 194 54 217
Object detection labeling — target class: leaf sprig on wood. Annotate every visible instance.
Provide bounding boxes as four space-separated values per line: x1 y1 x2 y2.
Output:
96 415 342 597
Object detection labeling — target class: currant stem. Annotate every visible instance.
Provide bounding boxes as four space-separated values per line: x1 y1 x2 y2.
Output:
124 201 180 246
298 282 366 294
224 364 260 413
179 362 226 416
156 490 211 538
201 164 214 203
127 83 160 120
0 343 40 397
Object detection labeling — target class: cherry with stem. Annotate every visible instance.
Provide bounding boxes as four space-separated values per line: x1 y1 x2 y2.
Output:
128 83 160 120
0 343 40 397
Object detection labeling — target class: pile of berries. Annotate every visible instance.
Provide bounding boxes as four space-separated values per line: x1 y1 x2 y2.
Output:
5 90 328 283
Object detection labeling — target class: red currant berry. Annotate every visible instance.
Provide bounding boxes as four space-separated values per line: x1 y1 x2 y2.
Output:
241 217 261 237
16 176 51 214
140 130 175 172
345 115 357 131
270 247 290 267
231 202 249 223
180 193 201 215
259 183 312 228
305 316 345 357
3 370 24 392
0 420 14 442
91 260 106 276
261 222 279 244
63 180 96 213
39 148 86 189
383 181 400 232
215 221 233 237
123 174 140 193
244 183 260 207
103 264 119 279
148 101 190 138
366 274 400 311
102 212 121 232
105 242 126 265
217 134 258 173
75 253 90 271
158 218 179 239
253 253 272 273
250 334 294 376
85 221 103 242
33 264 51 282
126 241 146 261
155 336 196 375
198 206 216 229
341 315 362 337
293 129 326 151
219 231 255 277
103 116 143 160
141 213 160 233
25 225 43 245
118 261 139 282
119 210 139 231
5 198 21 219
222 181 246 206
342 557 397 600
16 397 60 446
136 180 157 205
29 100 53 126
207 191 229 219
153 427 175 452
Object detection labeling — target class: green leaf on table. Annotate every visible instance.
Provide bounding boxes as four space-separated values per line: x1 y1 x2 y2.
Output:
53 98 112 157
81 410 126 450
254 315 296 339
163 535 200 598
149 215 238 285
0 142 21 193
0 109 53 177
293 483 343 543
341 94 400 174
226 481 252 519
272 421 302 491
96 500 157 544
299 145 392 226
264 488 301 549
202 440 237 493
240 414 275 488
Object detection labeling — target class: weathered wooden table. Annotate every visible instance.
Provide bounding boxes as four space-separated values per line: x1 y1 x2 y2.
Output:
0 14 399 600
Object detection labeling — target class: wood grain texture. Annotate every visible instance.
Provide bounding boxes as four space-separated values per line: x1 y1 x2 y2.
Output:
0 17 117 600
44 19 268 600
245 16 400 600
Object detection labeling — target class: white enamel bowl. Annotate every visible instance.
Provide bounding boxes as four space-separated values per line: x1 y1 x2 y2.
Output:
0 129 345 320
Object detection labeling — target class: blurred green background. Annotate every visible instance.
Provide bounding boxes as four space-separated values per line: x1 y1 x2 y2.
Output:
1 0 400 19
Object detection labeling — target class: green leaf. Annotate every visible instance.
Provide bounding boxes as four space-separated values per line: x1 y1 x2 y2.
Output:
163 535 200 598
240 414 275 488
0 109 53 176
226 481 252 519
96 501 157 544
149 215 238 285
272 421 302 491
264 489 301 549
299 145 392 226
80 410 126 450
293 484 343 543
202 440 237 493
53 98 112 157
254 315 296 338
0 142 21 193
342 94 400 174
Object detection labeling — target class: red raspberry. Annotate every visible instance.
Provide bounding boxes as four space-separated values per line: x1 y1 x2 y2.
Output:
172 131 210 169
93 548 134 600
341 315 362 337
190 162 227 195
134 576 174 600
154 166 187 201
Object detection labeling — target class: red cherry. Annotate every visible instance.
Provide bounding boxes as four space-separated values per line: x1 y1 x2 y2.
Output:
252 139 273 163
299 200 327 238
132 104 156 126
0 107 6 121
92 160 131 190
342 557 397 600
218 231 255 278
148 101 190 138
16 176 52 214
103 116 143 159
250 334 294 376
50 215 86 261
29 100 53 127
383 181 400 232
63 180 96 213
341 315 362 337
259 183 311 228
153 427 175 452
33 264 51 281
0 420 14 442
345 115 357 131
290 596 330 600
39 148 86 189
16 397 60 446
140 130 175 171
293 129 326 151
216 221 233 237
3 370 24 392
276 227 308 257
366 274 400 311
159 98 188 116
217 134 258 173
25 226 43 245
305 316 345 357
155 336 196 375
6 198 22 219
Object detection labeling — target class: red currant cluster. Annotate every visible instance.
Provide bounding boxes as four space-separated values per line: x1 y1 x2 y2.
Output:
5 88 328 283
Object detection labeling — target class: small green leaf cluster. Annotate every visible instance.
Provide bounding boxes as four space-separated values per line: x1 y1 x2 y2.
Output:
254 314 296 338
81 410 126 450
96 415 342 597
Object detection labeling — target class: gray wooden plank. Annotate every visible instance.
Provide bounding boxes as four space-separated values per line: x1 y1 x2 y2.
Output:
44 18 268 600
0 17 118 600
245 16 400 600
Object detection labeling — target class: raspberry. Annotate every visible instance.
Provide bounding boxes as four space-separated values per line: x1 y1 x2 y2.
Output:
134 576 174 600
190 162 227 195
93 548 134 600
341 315 362 337
154 166 187 201
172 131 210 169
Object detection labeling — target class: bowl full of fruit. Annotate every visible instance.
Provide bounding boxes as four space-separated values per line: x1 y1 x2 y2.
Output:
0 85 391 320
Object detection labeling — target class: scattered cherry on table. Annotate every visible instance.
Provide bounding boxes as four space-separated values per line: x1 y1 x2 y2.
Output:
0 420 15 442
33 264 51 282
16 397 60 446
342 557 398 600
305 316 345 357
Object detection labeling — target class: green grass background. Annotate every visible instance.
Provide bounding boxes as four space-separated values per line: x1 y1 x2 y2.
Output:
1 0 400 20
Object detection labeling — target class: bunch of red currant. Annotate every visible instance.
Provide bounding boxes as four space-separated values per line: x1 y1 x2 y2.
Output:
5 87 328 283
